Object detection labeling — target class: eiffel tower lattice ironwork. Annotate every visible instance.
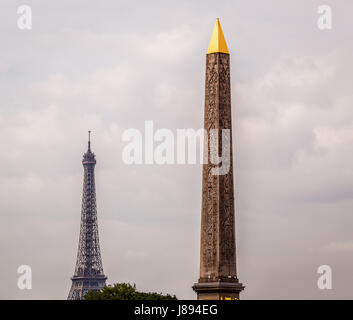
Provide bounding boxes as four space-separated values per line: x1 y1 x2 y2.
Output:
68 132 107 300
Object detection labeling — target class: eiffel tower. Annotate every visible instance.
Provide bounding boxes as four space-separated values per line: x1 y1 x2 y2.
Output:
68 132 107 300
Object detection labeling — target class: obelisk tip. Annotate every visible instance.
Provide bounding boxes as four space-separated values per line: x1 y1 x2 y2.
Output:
207 18 229 54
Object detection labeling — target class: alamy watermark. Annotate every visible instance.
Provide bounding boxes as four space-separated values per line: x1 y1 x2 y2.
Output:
17 265 32 290
317 5 332 30
17 5 32 30
122 121 231 175
317 265 332 290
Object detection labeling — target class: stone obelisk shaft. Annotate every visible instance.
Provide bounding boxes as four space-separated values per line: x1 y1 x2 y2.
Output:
193 19 244 300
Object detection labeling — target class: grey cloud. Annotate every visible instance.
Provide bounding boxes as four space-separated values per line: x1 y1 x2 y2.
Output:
0 0 353 299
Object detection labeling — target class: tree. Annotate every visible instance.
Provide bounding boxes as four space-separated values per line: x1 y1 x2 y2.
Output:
85 283 177 300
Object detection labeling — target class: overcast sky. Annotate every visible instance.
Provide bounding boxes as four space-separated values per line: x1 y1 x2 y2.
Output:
0 0 352 299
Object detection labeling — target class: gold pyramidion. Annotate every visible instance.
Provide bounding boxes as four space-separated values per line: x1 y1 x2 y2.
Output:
207 18 229 54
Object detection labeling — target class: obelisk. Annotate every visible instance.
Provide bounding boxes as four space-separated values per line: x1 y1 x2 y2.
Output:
193 19 244 300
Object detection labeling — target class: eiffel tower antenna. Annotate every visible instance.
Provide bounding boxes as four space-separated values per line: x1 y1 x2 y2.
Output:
88 130 91 151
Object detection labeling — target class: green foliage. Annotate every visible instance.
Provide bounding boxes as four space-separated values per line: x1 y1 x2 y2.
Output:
85 283 177 300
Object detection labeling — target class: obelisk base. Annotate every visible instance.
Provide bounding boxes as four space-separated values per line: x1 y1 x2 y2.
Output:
192 281 245 300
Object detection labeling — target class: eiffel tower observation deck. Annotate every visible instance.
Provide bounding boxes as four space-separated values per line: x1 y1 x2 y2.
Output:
68 132 107 300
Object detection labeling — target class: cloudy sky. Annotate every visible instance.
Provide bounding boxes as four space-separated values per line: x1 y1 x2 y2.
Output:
0 0 352 299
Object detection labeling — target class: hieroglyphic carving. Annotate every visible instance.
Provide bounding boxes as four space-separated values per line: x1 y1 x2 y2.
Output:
199 52 238 282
